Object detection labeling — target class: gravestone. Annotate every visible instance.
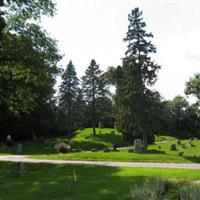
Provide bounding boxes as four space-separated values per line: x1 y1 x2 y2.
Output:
170 144 177 151
16 143 23 154
7 135 11 141
113 144 117 151
134 139 143 153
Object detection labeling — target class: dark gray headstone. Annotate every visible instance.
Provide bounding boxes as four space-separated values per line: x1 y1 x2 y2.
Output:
16 143 23 154
134 139 143 153
170 144 177 151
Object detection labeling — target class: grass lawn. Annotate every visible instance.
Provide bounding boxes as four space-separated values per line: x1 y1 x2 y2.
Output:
1 162 200 200
32 134 200 164
2 128 200 163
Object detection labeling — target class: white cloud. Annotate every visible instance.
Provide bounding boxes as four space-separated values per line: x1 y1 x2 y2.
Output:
41 0 200 101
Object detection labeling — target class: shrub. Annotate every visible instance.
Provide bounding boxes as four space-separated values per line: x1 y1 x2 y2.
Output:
130 178 167 200
54 142 71 153
177 140 182 145
178 152 184 156
179 184 200 200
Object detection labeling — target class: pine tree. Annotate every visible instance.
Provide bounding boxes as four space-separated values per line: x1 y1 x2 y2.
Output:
59 60 79 133
82 59 106 135
116 8 160 147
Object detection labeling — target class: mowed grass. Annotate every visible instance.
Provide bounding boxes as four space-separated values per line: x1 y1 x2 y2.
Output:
32 134 200 163
1 162 200 200
2 128 200 163
72 128 126 150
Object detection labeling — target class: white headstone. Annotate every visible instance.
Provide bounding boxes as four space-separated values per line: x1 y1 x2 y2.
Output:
7 135 11 141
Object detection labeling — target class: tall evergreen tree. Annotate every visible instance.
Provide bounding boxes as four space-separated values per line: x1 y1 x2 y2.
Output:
59 60 79 133
116 8 160 147
82 59 106 135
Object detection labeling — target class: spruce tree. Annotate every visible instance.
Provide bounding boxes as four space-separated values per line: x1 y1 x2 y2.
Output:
59 60 79 133
82 59 106 135
116 8 160 147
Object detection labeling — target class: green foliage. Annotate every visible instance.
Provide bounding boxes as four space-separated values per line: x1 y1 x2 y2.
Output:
180 184 200 200
58 60 80 133
82 59 107 135
185 73 200 100
130 178 166 200
163 96 200 138
0 0 61 140
116 7 160 145
54 142 71 153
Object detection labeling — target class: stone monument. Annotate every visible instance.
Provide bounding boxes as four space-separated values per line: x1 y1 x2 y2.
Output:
134 139 143 153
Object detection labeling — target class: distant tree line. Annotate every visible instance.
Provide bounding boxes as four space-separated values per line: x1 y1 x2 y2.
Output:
0 3 200 145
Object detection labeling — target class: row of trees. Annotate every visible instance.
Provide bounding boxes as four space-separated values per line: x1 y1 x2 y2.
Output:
58 59 113 136
1 3 200 145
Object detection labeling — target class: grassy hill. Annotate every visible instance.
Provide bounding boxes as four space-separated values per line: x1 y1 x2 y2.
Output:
71 128 126 150
0 128 126 155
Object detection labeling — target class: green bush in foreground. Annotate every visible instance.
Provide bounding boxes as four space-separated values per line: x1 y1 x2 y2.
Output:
180 184 200 200
130 178 167 200
130 179 200 200
54 142 71 153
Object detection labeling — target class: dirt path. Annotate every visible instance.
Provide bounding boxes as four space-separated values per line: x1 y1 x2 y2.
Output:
1 155 200 169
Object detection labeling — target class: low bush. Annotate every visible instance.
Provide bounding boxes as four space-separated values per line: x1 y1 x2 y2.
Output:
179 184 200 200
130 178 167 200
54 142 71 153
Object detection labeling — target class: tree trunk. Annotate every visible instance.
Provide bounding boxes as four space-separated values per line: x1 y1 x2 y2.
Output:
143 134 147 152
93 122 96 136
92 100 96 136
92 77 96 136
31 127 37 141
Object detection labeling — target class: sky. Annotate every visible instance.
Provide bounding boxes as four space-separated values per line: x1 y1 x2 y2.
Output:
41 0 200 102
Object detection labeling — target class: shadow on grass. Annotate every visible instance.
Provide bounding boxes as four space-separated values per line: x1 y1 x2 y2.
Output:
88 131 127 147
72 140 107 150
0 162 146 200
146 149 166 154
183 156 200 163
0 139 59 156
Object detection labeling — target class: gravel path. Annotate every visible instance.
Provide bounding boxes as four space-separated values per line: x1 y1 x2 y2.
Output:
1 155 200 169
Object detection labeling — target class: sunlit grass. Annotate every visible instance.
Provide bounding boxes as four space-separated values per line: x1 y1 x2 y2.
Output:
0 162 200 200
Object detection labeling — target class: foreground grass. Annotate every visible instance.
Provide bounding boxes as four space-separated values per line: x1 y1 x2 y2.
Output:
0 162 200 200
